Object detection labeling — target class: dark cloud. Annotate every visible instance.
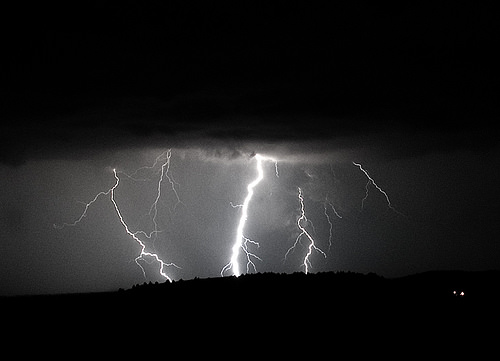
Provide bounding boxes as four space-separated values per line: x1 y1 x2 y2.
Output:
2 93 497 167
1 1 499 165
2 2 500 296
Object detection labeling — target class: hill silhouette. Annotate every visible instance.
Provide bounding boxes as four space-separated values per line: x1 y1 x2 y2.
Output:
2 270 498 351
4 271 496 353
3 271 498 322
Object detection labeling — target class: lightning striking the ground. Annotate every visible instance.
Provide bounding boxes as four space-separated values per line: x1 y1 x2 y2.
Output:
285 187 327 274
110 169 179 281
55 150 181 281
353 162 404 216
221 154 277 277
55 148 404 287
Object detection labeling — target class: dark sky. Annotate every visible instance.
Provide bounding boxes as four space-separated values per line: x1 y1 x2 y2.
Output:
1 1 499 295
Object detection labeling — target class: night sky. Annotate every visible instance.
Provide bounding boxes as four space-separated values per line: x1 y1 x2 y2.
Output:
1 1 499 295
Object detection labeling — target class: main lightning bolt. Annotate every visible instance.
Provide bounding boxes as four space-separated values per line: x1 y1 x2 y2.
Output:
353 162 404 216
221 154 276 277
284 187 327 274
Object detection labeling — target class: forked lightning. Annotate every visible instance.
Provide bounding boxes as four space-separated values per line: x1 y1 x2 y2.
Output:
221 154 277 277
353 162 404 216
285 187 327 273
55 150 180 281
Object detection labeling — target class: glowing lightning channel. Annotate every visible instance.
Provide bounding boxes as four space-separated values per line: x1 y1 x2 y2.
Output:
221 154 276 277
55 150 181 282
110 169 179 282
353 162 404 216
323 194 342 252
118 150 182 280
138 149 183 245
53 188 113 229
284 187 327 274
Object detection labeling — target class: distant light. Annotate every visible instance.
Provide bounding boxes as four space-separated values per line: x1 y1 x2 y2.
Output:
460 291 465 297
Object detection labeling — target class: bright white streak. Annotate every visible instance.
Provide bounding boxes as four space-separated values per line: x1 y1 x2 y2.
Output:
53 188 113 229
221 154 275 277
143 149 183 244
111 169 179 282
285 187 326 274
55 150 181 282
323 194 342 252
353 162 404 216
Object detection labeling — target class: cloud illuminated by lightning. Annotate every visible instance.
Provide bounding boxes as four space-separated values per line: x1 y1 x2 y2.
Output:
55 148 406 285
284 187 327 274
221 154 277 277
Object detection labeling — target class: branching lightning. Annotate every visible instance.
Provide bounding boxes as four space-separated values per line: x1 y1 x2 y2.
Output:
55 148 405 286
55 149 181 281
140 149 183 246
221 154 277 277
53 188 114 229
353 162 404 216
284 187 327 274
110 169 179 281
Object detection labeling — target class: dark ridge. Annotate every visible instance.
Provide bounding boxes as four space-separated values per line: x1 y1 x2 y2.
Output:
3 270 499 308
3 270 498 344
2 270 493 353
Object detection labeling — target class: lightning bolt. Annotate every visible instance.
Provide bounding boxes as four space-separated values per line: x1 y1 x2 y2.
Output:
323 194 342 252
55 150 181 281
221 154 276 277
55 150 404 284
284 187 327 274
110 169 179 282
353 162 404 216
53 187 114 229
141 149 183 245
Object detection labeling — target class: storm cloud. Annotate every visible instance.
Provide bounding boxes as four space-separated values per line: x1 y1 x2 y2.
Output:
1 2 499 295
2 1 498 165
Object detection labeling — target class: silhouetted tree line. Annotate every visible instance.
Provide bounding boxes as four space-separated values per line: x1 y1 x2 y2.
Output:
120 270 500 310
2 270 498 332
